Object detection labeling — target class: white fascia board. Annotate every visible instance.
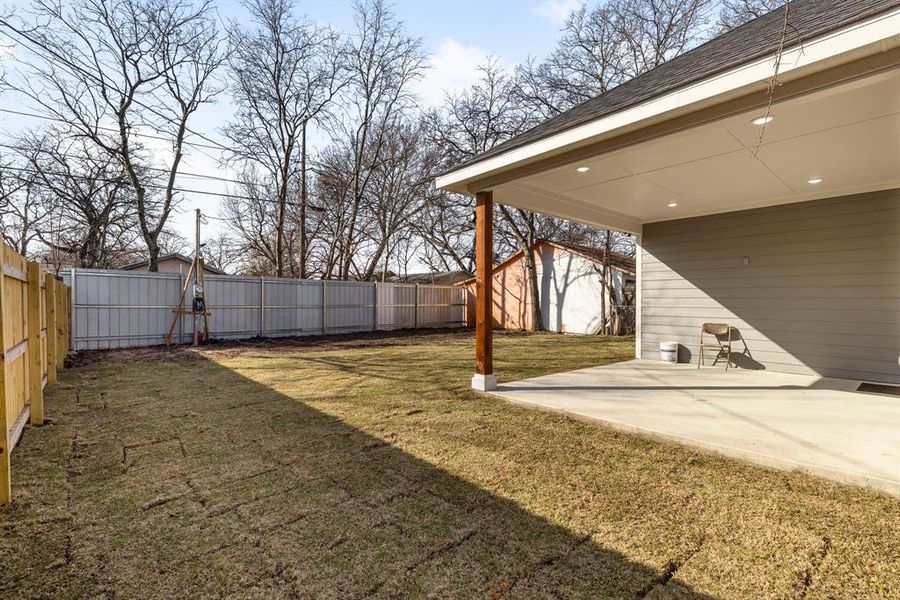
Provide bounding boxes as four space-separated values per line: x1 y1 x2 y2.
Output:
435 7 900 193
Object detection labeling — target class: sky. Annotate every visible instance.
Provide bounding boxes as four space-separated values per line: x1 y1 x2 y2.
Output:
0 0 584 247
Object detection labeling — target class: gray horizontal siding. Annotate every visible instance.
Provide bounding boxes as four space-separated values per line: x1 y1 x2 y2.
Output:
641 189 900 384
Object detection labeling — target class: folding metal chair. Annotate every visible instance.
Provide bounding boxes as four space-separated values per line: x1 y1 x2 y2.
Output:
698 323 732 371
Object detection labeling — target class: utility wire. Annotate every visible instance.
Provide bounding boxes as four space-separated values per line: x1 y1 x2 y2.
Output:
0 107 229 153
129 98 233 152
0 141 260 188
3 164 325 211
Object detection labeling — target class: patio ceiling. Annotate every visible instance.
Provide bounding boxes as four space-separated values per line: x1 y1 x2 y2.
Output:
483 65 900 234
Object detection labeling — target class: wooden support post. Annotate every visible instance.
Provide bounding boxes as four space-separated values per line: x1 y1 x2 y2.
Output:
472 190 495 391
26 263 43 426
45 273 57 386
0 245 10 503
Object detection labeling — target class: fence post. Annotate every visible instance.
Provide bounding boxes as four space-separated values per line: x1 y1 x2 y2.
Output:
259 276 265 337
0 244 10 504
26 262 43 426
322 280 327 334
413 284 419 329
372 282 378 331
63 285 70 357
69 267 76 351
46 273 57 385
56 279 66 368
178 271 184 344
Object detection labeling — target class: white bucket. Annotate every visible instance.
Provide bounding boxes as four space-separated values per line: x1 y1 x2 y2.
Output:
659 342 678 363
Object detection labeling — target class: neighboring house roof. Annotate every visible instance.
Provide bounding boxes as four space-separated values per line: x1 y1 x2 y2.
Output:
447 0 900 174
458 240 635 286
118 253 227 275
401 271 473 285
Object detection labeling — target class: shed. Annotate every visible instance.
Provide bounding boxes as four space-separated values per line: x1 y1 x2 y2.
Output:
460 241 635 334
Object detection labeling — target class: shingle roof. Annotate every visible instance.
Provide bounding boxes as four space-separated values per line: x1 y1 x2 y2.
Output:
447 0 900 174
119 253 227 275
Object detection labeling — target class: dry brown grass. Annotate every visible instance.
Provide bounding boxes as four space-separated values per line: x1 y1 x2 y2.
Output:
2 330 898 598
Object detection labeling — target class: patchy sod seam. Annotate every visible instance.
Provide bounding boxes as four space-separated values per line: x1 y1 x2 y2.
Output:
500 531 596 596
796 536 832 599
361 529 478 598
121 437 184 467
637 535 706 598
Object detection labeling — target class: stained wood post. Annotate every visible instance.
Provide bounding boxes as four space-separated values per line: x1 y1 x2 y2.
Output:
472 190 495 391
46 274 57 386
0 245 10 503
27 263 43 426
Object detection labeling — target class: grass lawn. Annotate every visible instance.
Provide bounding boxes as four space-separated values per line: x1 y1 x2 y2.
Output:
2 330 898 598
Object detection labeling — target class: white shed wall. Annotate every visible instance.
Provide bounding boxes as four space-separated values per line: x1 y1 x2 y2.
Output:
536 245 626 334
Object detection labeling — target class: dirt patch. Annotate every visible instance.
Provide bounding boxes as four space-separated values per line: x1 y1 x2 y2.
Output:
67 345 207 367
67 327 483 367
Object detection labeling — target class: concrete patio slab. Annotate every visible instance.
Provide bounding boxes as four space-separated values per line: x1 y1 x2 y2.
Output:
491 359 900 495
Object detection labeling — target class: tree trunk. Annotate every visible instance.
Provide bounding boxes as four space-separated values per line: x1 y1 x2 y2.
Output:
498 206 544 332
522 243 543 332
147 236 161 272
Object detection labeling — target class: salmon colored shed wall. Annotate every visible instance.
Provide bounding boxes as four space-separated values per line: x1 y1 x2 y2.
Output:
462 250 534 331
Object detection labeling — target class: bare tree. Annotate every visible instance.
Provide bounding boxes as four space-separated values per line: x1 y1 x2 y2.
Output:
223 0 344 277
202 233 240 274
518 0 713 118
428 59 551 330
0 151 49 256
358 119 437 281
23 133 140 268
718 0 784 30
326 0 426 280
0 0 224 270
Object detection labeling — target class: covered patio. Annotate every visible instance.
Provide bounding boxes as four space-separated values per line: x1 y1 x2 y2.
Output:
491 360 900 495
436 5 898 383
436 1 898 491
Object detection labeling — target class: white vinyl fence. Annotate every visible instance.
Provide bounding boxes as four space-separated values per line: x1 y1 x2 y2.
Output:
61 268 468 350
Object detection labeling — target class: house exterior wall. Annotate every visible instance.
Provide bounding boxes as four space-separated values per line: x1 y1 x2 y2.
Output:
641 188 899 383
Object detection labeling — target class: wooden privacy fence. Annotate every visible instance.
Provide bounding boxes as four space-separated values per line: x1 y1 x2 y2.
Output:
61 269 467 350
1 243 70 504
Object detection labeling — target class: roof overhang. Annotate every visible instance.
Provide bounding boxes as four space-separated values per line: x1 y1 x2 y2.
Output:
436 7 900 233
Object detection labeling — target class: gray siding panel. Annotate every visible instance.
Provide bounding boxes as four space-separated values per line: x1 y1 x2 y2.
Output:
641 189 900 383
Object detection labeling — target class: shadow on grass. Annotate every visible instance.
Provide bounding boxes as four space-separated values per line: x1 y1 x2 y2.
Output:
2 350 713 599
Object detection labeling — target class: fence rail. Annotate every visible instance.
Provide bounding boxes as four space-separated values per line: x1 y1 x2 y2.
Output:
1 244 71 504
61 269 468 350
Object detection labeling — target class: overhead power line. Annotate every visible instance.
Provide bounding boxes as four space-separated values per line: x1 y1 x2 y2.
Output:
3 164 325 211
0 107 229 153
0 141 258 188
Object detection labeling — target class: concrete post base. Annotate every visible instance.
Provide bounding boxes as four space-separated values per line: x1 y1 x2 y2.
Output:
471 373 497 391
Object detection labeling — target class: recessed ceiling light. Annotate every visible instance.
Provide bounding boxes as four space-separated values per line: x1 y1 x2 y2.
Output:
667 202 678 208
751 115 774 126
576 166 590 173
807 177 823 184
